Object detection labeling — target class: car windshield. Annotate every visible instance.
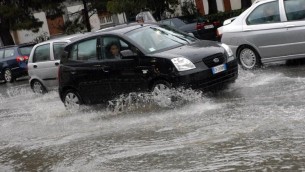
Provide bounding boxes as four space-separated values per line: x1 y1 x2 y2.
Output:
19 46 34 56
126 25 196 53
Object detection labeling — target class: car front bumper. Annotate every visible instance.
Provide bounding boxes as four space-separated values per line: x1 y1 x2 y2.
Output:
172 60 238 90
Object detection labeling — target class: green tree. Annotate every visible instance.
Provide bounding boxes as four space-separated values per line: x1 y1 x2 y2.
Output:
0 0 65 45
107 0 146 21
208 0 218 14
241 0 252 9
181 0 198 17
107 0 178 21
146 0 178 20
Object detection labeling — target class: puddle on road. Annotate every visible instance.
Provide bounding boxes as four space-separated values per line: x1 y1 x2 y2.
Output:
1 67 305 171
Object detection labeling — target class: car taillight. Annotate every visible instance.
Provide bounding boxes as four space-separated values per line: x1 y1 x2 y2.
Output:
213 21 221 27
16 56 29 62
196 23 205 30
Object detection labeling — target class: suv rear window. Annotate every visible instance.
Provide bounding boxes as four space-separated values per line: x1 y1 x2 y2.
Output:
19 46 34 56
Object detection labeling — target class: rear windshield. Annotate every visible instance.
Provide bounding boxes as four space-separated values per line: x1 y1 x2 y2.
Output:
19 46 34 56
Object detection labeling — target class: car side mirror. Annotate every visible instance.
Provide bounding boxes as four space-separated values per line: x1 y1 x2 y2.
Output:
120 49 137 58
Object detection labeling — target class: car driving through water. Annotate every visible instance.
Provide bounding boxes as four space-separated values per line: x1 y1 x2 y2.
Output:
58 23 238 110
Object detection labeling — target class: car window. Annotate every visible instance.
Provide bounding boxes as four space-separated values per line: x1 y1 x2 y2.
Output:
284 0 305 21
69 38 97 61
0 50 4 59
33 44 51 62
53 43 67 60
161 20 176 27
126 26 191 53
102 36 132 60
247 1 280 25
19 46 34 56
4 49 15 58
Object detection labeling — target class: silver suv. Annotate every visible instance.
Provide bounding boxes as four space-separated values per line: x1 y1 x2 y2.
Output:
28 34 82 93
221 0 305 69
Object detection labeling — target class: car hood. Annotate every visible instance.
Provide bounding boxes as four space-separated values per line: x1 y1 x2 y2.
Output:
150 40 225 63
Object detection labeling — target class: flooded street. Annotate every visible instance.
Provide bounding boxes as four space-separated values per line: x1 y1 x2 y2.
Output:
1 63 305 171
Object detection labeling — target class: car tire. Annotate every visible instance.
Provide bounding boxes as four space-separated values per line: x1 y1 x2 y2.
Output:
31 80 47 94
151 80 174 107
63 90 82 111
3 69 14 83
238 47 261 70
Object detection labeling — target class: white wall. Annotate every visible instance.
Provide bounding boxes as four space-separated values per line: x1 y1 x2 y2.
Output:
16 12 50 44
216 0 225 12
117 13 127 24
203 0 209 14
230 0 241 10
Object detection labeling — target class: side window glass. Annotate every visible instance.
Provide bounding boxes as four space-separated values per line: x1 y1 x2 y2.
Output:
53 43 66 60
4 49 15 58
102 37 132 60
0 50 4 59
77 38 97 61
33 44 50 63
284 0 305 21
247 1 280 25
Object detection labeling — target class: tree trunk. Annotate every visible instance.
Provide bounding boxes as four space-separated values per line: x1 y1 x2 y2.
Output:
208 0 218 14
0 19 15 46
241 0 252 9
82 0 91 32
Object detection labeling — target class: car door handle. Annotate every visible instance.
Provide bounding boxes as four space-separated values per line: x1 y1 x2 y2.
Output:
101 66 110 72
55 62 59 66
33 65 37 68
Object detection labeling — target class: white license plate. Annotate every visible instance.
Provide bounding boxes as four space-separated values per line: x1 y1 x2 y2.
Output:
212 64 227 74
204 25 214 29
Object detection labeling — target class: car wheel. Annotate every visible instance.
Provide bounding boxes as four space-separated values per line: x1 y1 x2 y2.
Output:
63 90 82 111
238 47 261 70
151 80 173 107
32 80 46 94
4 69 14 83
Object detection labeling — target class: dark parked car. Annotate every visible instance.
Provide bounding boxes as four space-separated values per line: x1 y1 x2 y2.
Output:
58 23 238 110
159 17 220 40
0 43 35 83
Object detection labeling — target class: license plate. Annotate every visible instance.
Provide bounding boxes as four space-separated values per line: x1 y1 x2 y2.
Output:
212 64 227 74
204 25 214 29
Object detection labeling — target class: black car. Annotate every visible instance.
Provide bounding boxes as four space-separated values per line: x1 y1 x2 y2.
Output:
159 17 220 40
58 23 238 109
0 43 35 83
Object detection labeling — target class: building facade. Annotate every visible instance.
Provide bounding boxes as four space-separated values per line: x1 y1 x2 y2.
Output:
10 2 126 45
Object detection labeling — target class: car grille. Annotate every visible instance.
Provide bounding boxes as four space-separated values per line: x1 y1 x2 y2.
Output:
203 53 226 68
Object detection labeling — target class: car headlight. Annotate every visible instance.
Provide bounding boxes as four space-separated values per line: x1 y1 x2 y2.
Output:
171 57 196 71
221 43 234 58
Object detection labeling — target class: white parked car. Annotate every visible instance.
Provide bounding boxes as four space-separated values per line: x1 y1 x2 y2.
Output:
28 34 83 93
220 0 305 69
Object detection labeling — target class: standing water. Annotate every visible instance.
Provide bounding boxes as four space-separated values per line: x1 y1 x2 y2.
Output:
1 65 305 171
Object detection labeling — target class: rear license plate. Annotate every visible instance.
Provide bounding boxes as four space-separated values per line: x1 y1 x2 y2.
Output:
212 64 227 74
204 25 214 29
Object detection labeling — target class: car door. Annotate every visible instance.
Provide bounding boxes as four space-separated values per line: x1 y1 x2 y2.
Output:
48 42 67 88
282 0 305 58
65 37 113 103
101 36 148 96
242 1 288 60
28 43 55 87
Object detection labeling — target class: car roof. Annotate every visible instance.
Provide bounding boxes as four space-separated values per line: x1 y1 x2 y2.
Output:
69 22 160 43
35 33 85 46
0 42 36 49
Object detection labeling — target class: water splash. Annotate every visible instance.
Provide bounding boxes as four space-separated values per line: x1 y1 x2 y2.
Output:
106 88 204 114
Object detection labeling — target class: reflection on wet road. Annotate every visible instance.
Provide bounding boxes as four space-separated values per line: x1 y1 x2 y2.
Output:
1 63 305 171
